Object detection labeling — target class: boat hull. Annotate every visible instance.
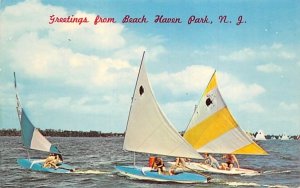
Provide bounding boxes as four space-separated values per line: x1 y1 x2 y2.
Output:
17 158 75 173
115 165 208 183
168 162 260 175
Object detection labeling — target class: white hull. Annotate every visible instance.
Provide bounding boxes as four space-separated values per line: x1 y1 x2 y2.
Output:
168 162 260 175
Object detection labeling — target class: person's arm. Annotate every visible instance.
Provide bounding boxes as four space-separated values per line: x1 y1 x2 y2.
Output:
234 155 239 168
160 159 164 167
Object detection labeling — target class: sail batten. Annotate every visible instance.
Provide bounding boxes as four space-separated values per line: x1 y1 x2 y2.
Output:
123 52 203 159
184 71 267 155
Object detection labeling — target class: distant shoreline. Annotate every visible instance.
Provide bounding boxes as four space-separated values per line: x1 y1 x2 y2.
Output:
0 129 124 137
1 129 299 139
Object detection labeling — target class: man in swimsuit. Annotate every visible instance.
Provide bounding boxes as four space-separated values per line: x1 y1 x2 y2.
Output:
221 154 239 170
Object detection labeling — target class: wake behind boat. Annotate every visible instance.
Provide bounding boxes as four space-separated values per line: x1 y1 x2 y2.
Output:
115 52 209 184
14 72 75 173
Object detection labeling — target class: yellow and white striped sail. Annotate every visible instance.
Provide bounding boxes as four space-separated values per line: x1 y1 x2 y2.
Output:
183 71 267 155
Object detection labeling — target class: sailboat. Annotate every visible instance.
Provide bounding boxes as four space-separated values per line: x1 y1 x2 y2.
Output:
14 73 75 173
280 134 289 140
180 71 268 175
115 52 208 183
254 130 266 141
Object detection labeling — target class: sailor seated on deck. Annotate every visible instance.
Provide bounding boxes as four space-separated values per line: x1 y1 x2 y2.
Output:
151 157 166 174
168 157 188 175
43 153 62 169
203 153 221 169
221 154 239 170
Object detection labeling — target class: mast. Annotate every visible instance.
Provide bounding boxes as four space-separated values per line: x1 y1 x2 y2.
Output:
14 72 22 122
123 51 145 139
14 72 30 159
123 52 145 165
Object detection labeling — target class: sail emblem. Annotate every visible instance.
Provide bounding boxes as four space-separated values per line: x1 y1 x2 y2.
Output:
205 97 213 107
205 93 217 110
139 85 144 96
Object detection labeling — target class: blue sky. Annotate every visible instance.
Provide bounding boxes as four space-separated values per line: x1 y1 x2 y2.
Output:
0 0 299 135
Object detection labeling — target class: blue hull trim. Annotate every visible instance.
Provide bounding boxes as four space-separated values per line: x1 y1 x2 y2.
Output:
17 158 75 173
115 166 208 183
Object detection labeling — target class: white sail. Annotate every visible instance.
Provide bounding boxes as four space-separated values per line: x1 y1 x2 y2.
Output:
184 71 267 155
254 130 266 141
280 134 289 140
123 52 203 159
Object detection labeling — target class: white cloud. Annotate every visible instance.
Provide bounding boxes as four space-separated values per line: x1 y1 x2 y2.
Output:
271 43 283 49
48 11 126 51
152 66 265 104
152 65 214 95
256 63 283 73
1 0 165 92
160 100 196 130
218 72 266 103
0 0 62 39
219 43 297 63
277 51 295 60
238 102 265 113
43 97 72 110
220 48 255 62
0 0 125 51
279 102 299 111
151 68 266 129
0 0 168 132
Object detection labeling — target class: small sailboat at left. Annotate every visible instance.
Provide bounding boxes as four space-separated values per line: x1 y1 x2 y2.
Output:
14 72 76 173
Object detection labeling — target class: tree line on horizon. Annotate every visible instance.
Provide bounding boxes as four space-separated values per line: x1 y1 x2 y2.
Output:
0 128 124 137
0 128 298 139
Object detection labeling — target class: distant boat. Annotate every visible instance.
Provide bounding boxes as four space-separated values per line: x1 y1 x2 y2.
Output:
254 130 266 141
14 73 75 173
270 136 277 140
280 134 289 140
115 52 208 183
181 71 267 175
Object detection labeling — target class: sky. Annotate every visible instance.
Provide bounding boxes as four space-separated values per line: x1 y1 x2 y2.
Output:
0 0 299 135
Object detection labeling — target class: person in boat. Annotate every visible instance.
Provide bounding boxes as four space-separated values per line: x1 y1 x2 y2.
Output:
175 157 187 167
151 157 166 174
169 157 187 175
221 154 239 170
43 153 57 168
43 153 62 169
203 153 221 169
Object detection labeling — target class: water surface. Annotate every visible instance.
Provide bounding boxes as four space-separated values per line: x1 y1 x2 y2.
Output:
1 137 299 187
